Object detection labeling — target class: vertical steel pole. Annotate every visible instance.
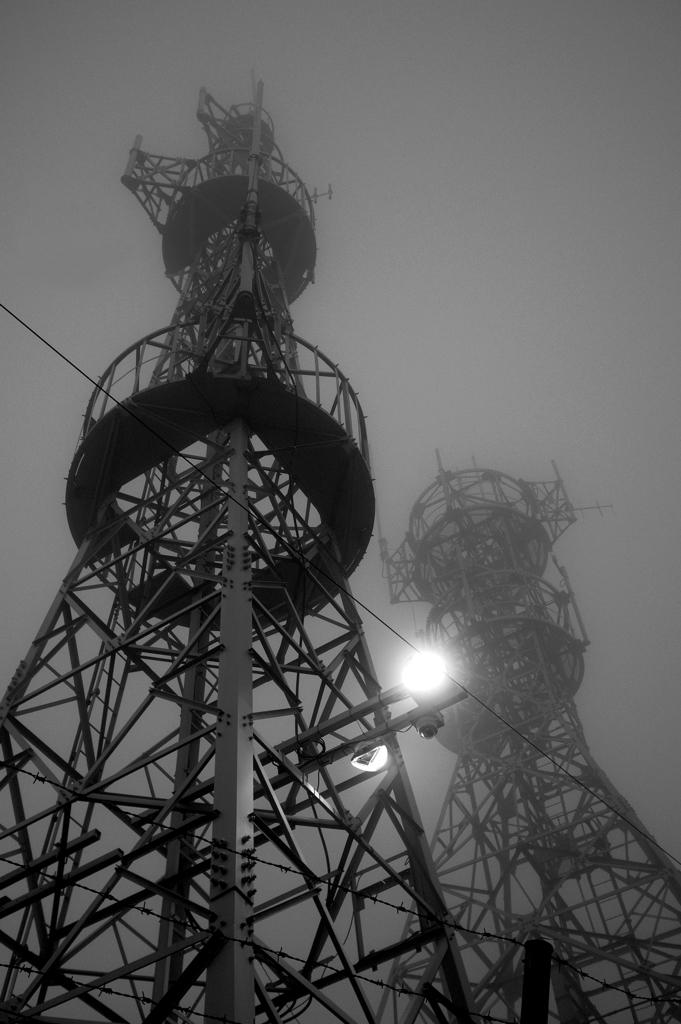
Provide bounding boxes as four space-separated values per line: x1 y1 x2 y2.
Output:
519 939 553 1024
154 440 222 1007
205 419 254 1024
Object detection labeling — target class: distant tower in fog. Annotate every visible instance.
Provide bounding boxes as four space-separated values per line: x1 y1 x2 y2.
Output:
382 461 681 1024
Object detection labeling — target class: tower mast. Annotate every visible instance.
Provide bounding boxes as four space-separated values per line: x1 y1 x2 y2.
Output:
0 88 476 1024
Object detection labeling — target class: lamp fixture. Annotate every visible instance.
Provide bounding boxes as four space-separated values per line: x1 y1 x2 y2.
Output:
402 651 447 694
350 743 389 773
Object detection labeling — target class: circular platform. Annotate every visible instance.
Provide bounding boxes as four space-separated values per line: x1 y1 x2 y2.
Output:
436 618 585 755
427 570 574 634
409 468 542 546
66 373 374 581
162 176 316 303
410 504 550 603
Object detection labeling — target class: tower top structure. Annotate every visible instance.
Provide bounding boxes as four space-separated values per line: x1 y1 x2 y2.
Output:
122 85 317 311
67 83 374 582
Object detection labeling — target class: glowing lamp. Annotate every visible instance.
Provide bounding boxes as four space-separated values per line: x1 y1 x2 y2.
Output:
402 651 447 694
351 743 389 773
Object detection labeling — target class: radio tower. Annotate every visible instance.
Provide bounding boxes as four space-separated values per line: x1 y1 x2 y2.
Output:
382 461 681 1023
0 89 476 1023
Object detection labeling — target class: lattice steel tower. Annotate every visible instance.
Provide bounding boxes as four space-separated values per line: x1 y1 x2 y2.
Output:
383 461 681 1023
0 90 477 1023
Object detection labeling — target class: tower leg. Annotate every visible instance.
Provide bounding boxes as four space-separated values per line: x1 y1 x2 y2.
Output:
205 419 254 1024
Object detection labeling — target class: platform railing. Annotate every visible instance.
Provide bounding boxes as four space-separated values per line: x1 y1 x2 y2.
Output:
79 326 369 465
409 472 540 542
123 146 316 231
427 574 577 639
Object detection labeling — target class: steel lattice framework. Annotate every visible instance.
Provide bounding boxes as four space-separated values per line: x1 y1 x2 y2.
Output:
382 462 681 1023
0 90 477 1024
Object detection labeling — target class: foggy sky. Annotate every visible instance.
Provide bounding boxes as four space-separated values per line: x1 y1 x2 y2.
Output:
1 1 681 859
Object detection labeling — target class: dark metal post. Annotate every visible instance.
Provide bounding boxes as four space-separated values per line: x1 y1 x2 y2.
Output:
519 939 553 1024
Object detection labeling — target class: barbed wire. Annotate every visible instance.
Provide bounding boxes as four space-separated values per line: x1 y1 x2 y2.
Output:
0 958 240 1024
0 762 522 946
1 755 681 1014
0 756 525 946
218 841 681 1011
0 947 515 1024
552 952 681 1011
3 940 676 1024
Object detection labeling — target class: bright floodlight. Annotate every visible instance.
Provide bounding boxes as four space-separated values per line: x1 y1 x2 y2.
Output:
402 651 447 694
351 744 389 773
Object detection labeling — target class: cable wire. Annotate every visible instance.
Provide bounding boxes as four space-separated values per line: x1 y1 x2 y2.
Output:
2 301 681 1017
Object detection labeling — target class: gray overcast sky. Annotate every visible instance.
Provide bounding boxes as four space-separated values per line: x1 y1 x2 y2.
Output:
1 0 680 855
